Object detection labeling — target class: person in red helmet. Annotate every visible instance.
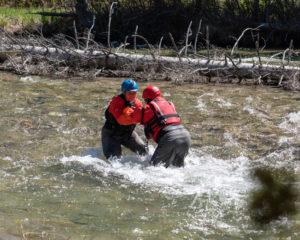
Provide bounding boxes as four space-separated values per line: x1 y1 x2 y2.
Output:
139 85 191 167
102 79 147 159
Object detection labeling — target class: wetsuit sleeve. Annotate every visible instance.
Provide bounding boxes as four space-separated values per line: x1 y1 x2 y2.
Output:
109 96 142 125
117 107 140 125
128 98 143 123
139 104 153 125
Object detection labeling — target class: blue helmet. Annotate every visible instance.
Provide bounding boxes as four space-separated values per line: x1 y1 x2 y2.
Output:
121 79 138 91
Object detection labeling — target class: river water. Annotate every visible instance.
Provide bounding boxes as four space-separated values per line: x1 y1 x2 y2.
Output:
0 72 299 239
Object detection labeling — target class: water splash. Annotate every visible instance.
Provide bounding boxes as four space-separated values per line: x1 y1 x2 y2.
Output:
279 111 300 134
60 146 253 201
20 76 38 83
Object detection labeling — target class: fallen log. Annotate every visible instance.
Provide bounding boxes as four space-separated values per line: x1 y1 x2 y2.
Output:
4 44 300 71
1 42 299 90
0 50 24 62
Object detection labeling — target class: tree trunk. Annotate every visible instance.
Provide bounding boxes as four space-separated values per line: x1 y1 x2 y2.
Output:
254 0 260 21
264 0 270 23
75 0 92 28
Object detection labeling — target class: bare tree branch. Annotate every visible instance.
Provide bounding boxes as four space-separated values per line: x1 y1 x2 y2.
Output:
194 18 202 54
158 36 164 56
131 34 156 61
185 21 192 57
107 1 118 52
206 26 210 60
231 25 264 56
168 32 182 62
85 15 96 51
134 25 138 54
73 20 80 49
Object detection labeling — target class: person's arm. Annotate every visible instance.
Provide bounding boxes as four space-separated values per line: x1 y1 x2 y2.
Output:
109 97 142 125
117 107 141 125
140 104 153 125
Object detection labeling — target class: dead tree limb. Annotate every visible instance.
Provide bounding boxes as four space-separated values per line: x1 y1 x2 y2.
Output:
1 31 299 91
206 26 210 60
194 18 202 54
288 40 293 65
281 48 290 67
158 36 164 56
73 20 80 49
107 1 117 52
168 32 182 62
255 33 262 66
131 34 156 61
123 35 128 53
134 25 138 54
231 25 263 56
185 21 192 57
85 15 96 51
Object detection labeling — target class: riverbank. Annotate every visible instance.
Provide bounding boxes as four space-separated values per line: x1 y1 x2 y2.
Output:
1 6 300 91
1 36 300 91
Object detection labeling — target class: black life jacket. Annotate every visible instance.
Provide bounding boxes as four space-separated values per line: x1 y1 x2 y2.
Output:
143 97 181 142
104 94 136 138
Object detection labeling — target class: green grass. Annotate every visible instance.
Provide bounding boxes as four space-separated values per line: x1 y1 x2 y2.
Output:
0 7 42 27
0 7 65 30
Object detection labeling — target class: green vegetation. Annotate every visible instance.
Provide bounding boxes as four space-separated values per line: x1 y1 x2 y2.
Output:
0 0 60 8
1 1 300 48
0 7 69 33
0 7 43 28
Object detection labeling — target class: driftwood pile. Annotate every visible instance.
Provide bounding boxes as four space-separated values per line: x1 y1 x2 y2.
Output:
0 4 300 91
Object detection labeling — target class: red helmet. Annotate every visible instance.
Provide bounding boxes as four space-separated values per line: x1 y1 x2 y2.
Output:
142 85 161 100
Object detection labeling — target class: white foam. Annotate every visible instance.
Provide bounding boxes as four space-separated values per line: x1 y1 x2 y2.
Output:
3 156 12 161
279 111 300 134
132 228 143 234
243 105 256 115
246 96 253 103
196 98 206 110
216 97 232 107
278 137 289 145
20 76 38 83
224 132 240 147
60 147 253 201
254 148 300 171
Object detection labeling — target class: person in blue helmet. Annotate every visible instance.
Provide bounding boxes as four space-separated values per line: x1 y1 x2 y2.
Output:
101 79 148 159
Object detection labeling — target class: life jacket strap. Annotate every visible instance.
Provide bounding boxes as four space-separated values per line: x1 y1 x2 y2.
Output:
141 107 145 124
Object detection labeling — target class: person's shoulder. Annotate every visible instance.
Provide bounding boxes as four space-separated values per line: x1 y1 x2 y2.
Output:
157 96 166 101
109 95 125 110
111 94 125 103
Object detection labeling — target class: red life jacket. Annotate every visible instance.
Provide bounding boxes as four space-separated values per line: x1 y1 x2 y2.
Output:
104 94 136 138
142 97 181 142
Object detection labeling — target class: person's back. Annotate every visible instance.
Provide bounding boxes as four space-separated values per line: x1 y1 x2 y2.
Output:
140 85 191 167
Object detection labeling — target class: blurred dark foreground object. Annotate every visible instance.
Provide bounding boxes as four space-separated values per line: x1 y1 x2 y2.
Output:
249 168 298 224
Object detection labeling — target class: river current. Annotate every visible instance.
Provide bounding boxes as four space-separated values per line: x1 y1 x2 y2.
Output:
0 72 299 239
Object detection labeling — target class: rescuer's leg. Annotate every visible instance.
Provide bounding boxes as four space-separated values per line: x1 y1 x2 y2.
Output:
101 127 122 159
